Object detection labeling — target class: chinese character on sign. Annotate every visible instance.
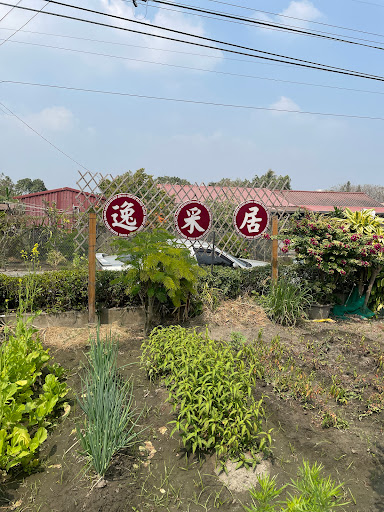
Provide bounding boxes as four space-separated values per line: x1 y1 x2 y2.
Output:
239 206 263 234
103 194 146 237
111 201 137 231
175 201 212 240
234 201 269 239
181 206 205 235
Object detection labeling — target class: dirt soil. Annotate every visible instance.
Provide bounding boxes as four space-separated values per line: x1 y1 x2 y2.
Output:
1 300 384 512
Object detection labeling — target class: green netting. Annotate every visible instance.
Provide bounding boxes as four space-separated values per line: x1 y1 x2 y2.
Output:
332 286 375 319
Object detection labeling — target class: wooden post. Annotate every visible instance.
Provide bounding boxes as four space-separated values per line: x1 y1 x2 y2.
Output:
88 211 97 325
272 215 278 284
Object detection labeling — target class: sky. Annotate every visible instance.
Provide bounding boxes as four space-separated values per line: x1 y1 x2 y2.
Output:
0 0 383 191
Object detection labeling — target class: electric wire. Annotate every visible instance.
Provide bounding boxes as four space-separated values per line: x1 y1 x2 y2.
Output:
0 100 91 170
136 0 384 49
203 0 384 34
2 79 384 121
0 0 48 47
1 1 383 82
2 36 384 97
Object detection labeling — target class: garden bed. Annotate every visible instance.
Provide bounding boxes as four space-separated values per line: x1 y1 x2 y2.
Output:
1 305 384 511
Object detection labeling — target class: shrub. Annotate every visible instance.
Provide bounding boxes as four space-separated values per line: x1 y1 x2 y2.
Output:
113 229 203 332
142 326 271 463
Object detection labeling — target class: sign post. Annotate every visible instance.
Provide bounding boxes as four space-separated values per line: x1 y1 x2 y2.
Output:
272 216 278 284
88 211 97 325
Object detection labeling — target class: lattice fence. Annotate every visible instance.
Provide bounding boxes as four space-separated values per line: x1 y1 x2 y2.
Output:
74 171 292 262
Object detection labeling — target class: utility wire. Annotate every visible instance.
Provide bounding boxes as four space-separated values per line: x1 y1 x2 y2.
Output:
0 0 48 48
3 37 384 97
0 0 22 23
1 1 383 82
202 0 384 35
44 0 384 66
0 100 91 170
2 79 384 121
137 0 384 49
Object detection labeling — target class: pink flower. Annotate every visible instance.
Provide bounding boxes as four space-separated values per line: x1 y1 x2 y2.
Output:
281 246 289 253
263 233 271 240
283 239 291 245
339 270 346 275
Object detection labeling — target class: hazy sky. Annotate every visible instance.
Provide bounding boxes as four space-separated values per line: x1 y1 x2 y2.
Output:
0 0 383 191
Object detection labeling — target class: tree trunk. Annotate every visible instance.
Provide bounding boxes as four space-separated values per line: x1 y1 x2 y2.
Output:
145 295 155 334
364 265 382 308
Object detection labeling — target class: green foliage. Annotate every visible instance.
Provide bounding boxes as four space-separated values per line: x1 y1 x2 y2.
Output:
14 178 47 195
208 169 291 190
245 461 347 512
0 264 271 315
142 326 271 462
46 249 67 269
258 279 311 326
113 229 203 332
0 311 67 471
155 176 191 185
99 169 176 228
280 211 384 308
77 331 142 477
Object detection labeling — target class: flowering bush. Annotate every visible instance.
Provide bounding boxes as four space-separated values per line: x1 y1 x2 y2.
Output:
280 210 384 308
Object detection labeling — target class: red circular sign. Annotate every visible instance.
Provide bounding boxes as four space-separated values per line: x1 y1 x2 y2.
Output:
233 201 269 239
174 201 212 240
103 194 147 237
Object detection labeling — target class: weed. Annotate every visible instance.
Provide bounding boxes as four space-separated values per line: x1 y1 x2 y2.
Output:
257 279 311 326
245 460 349 512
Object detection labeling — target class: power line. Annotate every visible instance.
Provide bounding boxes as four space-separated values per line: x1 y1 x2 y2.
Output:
2 79 384 121
1 1 383 82
0 0 48 48
3 36 384 97
0 100 91 170
137 0 384 50
202 0 384 34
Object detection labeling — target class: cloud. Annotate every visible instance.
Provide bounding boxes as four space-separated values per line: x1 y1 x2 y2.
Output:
25 106 75 132
98 0 223 71
255 0 323 33
280 0 322 25
269 96 301 114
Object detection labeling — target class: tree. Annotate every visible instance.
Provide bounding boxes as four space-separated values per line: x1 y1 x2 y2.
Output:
252 170 291 190
99 169 176 227
208 170 291 190
112 229 202 333
156 176 191 186
0 173 15 201
14 178 47 195
330 182 384 203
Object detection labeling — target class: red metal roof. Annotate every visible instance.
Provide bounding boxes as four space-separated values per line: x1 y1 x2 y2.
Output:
159 185 384 214
280 190 384 208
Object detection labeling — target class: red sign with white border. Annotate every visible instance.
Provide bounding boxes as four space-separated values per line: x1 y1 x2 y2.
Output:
103 193 147 237
174 201 212 240
233 201 269 239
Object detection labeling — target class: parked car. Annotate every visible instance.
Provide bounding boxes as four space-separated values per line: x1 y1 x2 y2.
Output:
96 239 268 271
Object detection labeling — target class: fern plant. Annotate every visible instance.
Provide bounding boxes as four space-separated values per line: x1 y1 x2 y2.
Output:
113 229 203 332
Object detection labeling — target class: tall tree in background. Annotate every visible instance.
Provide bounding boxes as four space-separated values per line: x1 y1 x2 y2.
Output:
14 178 47 195
208 170 291 189
156 176 191 186
0 173 15 200
330 182 384 203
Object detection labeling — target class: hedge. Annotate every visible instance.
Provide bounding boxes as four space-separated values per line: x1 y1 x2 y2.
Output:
0 265 272 314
